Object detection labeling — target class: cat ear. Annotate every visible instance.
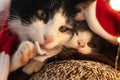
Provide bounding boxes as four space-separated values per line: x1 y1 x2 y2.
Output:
75 0 95 21
75 12 85 21
0 0 10 13
84 0 120 45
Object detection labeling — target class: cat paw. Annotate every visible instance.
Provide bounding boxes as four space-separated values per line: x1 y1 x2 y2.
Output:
10 41 36 72
22 59 44 75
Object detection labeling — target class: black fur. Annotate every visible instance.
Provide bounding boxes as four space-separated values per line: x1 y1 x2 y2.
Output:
9 0 81 24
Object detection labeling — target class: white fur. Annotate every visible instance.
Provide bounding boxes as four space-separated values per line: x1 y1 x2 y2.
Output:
35 41 45 55
8 19 45 43
0 0 10 13
10 41 35 72
0 52 10 80
44 11 71 49
65 31 93 54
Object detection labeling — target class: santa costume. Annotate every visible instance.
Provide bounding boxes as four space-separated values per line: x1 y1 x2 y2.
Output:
0 0 20 80
0 0 10 13
84 0 120 45
0 0 120 80
0 9 20 80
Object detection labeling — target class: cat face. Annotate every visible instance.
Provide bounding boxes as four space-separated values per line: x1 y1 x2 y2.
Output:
8 0 82 49
65 21 102 54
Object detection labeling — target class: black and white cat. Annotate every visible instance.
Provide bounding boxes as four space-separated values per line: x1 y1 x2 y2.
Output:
47 20 117 70
7 0 95 79
48 20 117 70
8 0 90 76
65 20 103 54
8 0 78 72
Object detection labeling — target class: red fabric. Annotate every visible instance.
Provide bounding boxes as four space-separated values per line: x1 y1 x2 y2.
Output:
0 16 20 56
96 0 120 36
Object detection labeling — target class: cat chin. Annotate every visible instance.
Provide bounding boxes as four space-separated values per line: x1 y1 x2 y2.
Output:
78 48 92 55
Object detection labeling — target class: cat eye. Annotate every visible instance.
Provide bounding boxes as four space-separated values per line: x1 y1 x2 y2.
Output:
59 26 68 32
87 42 96 48
37 10 46 20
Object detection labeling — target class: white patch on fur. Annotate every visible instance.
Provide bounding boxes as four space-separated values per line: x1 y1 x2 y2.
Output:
65 31 93 54
10 41 35 72
0 52 9 80
43 10 71 49
8 19 45 44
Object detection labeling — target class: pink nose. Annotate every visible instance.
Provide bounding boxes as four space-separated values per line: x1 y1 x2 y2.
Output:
44 35 54 45
77 40 85 48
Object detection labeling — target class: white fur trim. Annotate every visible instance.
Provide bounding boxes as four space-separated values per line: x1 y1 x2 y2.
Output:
0 0 10 13
0 52 10 80
84 1 118 45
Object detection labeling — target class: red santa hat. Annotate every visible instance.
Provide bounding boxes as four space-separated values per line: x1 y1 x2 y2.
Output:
0 10 20 80
84 0 120 45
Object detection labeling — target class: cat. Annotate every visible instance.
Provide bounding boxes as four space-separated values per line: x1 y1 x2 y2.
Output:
65 20 103 54
22 19 101 76
8 0 78 73
7 0 95 80
48 20 117 70
8 0 83 77
22 20 103 76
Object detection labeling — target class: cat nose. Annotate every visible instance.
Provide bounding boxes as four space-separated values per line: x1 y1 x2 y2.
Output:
77 40 85 48
44 35 54 45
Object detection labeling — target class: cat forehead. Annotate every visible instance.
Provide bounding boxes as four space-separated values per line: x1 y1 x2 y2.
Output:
10 0 79 18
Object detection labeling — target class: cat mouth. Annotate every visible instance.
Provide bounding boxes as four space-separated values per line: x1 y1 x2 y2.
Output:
34 41 61 54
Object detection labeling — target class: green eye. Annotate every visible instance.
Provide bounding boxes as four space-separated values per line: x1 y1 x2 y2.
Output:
87 42 96 48
59 26 68 32
37 10 46 20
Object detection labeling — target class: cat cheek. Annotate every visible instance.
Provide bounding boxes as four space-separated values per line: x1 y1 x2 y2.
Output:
78 48 92 54
29 33 44 44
